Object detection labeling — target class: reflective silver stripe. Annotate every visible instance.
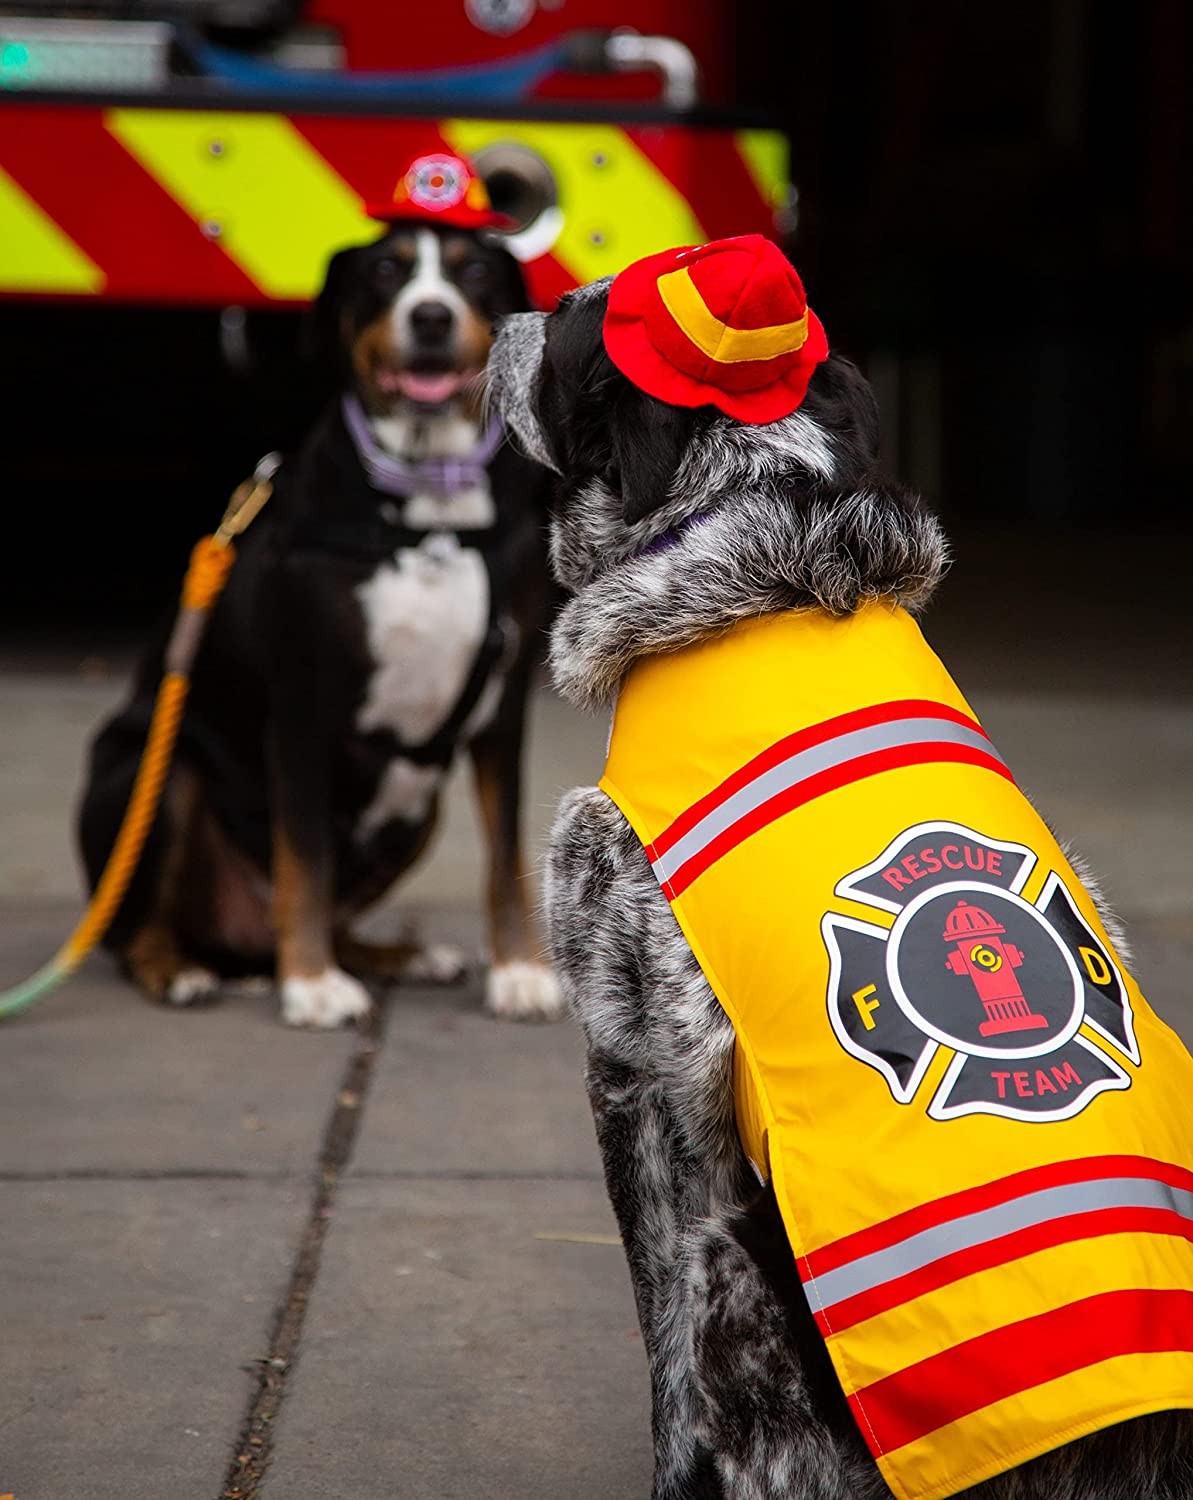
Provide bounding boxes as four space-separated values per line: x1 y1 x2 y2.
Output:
812 1176 1193 1312
651 718 1002 885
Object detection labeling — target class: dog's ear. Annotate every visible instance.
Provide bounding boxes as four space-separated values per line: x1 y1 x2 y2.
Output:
803 355 880 481
609 387 695 526
303 244 365 369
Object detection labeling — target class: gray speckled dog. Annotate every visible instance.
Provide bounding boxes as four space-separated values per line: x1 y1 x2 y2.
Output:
487 277 1193 1500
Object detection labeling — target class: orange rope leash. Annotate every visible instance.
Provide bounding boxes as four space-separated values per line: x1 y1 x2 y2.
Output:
181 533 239 611
63 670 192 965
0 459 278 1019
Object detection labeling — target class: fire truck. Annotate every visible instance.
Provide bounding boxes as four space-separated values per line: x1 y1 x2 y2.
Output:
0 0 789 619
0 1 788 311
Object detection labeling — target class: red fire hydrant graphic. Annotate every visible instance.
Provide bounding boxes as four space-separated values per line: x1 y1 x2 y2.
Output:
943 900 1049 1036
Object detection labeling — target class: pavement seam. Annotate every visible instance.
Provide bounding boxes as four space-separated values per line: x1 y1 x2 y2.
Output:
219 1002 387 1500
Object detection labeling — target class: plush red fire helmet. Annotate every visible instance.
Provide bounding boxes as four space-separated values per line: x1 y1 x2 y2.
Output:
365 151 509 230
603 233 829 424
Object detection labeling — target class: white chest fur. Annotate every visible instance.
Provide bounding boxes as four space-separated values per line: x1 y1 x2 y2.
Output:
356 534 490 747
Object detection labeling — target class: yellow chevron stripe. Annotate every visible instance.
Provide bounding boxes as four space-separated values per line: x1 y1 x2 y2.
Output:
0 165 103 293
443 119 706 284
105 109 376 300
735 128 789 211
657 265 809 363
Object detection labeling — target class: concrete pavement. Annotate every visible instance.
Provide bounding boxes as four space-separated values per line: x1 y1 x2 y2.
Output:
0 679 645 1500
1 549 1191 1499
0 926 651 1500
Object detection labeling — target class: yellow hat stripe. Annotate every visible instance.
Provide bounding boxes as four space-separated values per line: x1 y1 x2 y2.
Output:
657 265 808 364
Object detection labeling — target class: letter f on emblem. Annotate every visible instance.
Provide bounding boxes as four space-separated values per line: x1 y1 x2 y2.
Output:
852 984 881 1030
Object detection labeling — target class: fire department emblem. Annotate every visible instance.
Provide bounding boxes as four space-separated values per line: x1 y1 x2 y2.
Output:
822 822 1139 1122
404 156 468 212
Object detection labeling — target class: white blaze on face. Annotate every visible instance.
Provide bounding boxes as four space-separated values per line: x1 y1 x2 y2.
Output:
392 229 471 358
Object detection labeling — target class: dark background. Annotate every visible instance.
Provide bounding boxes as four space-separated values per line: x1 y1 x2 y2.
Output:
3 0 1191 636
747 0 1193 528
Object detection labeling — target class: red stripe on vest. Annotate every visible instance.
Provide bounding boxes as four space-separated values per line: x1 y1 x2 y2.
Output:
650 699 988 859
803 1156 1193 1279
814 1206 1193 1337
663 742 1012 899
850 1287 1193 1455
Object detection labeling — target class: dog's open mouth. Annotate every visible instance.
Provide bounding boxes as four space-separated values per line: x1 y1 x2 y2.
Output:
374 365 478 408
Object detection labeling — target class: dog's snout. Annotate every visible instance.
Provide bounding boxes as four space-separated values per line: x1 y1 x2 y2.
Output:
410 300 454 343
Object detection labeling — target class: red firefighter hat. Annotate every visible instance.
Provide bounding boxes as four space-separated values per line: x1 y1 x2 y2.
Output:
603 234 829 424
365 151 509 230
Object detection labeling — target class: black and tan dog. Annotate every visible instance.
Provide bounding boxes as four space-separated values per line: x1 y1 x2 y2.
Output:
487 246 1193 1499
78 177 562 1028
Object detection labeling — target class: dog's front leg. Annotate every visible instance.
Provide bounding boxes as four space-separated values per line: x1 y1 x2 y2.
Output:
467 667 562 1020
549 788 735 1493
268 718 371 1030
582 1047 722 1497
551 789 879 1500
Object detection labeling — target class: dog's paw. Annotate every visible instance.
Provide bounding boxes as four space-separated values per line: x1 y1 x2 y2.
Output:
165 967 220 1007
403 943 469 985
484 960 565 1022
281 969 372 1029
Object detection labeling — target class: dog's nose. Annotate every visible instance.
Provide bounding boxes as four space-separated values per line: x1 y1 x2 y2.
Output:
410 300 454 343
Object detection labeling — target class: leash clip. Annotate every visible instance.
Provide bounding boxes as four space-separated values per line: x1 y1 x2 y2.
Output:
215 451 281 545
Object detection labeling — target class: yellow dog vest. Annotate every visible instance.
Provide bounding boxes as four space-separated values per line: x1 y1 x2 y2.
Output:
600 602 1193 1500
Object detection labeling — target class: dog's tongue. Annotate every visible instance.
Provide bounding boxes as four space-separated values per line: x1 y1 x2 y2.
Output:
392 370 468 405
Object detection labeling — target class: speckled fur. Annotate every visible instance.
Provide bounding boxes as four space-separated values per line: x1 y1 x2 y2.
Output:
549 483 947 715
548 790 1191 1499
494 279 1193 1499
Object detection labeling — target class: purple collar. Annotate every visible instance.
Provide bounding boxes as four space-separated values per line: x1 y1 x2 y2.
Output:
342 393 504 498
639 511 711 556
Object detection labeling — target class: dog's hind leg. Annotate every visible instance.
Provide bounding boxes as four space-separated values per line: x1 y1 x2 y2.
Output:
121 764 220 1006
78 707 211 1000
468 663 563 1021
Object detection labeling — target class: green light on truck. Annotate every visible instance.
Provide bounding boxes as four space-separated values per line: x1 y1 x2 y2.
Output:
0 42 33 87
